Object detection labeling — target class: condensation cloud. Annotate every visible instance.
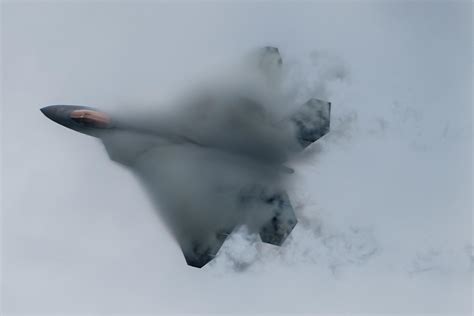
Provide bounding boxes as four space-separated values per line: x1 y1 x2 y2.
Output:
2 1 471 315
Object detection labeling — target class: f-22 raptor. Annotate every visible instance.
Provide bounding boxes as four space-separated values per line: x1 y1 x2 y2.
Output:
41 47 331 268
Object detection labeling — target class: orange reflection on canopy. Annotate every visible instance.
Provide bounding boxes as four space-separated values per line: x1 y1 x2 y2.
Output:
70 109 111 128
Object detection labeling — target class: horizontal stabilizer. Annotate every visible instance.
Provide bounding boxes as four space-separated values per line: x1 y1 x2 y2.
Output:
259 191 297 246
292 98 331 148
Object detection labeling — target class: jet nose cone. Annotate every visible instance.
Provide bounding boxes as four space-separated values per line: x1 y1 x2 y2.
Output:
40 104 111 137
40 105 63 123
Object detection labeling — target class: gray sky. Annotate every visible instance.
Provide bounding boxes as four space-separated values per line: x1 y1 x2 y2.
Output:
1 1 472 315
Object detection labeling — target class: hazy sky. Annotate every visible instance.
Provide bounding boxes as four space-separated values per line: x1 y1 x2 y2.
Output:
1 1 472 315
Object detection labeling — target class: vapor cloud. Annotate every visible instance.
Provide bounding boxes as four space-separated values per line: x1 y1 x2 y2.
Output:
2 1 471 315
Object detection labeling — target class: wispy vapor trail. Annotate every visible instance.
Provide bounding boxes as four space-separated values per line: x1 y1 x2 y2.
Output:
2 2 471 314
210 51 472 285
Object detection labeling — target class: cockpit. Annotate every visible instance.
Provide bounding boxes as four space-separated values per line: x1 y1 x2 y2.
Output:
70 109 112 128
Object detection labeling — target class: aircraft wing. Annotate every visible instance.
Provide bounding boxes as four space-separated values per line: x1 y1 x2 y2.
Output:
132 144 243 268
103 137 296 268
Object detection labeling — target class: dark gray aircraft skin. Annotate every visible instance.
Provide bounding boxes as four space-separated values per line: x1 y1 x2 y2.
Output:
41 47 330 268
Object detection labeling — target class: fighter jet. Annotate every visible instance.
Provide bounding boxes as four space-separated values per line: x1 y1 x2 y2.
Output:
41 47 330 268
